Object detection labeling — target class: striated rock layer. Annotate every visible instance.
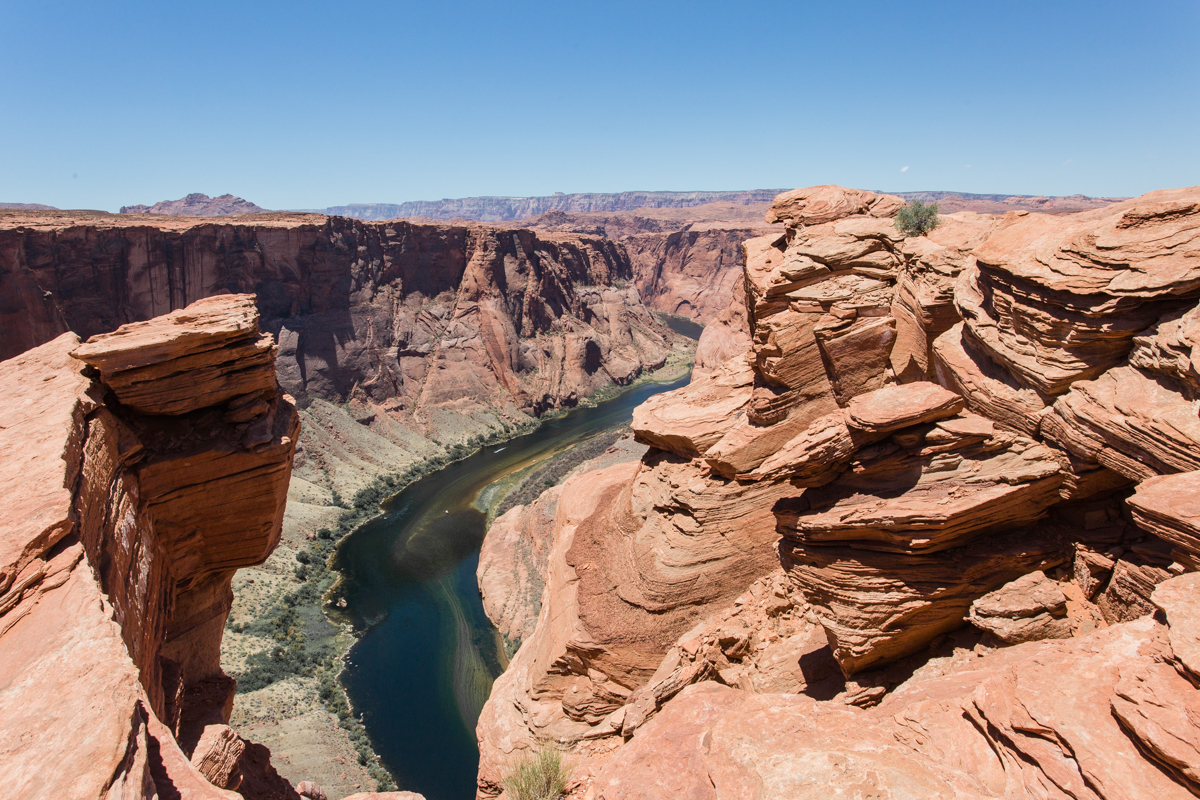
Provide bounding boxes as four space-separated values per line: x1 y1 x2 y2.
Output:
517 202 776 323
0 295 312 799
476 184 1200 797
0 209 685 433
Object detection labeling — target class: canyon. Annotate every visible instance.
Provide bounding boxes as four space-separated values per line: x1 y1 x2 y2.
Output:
474 184 1200 799
0 207 689 798
315 191 786 223
2 182 1193 800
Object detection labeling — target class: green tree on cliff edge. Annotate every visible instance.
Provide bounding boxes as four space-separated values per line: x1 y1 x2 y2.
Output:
895 200 941 237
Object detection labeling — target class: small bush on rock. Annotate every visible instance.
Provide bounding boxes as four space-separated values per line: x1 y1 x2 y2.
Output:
502 748 569 800
895 200 941 237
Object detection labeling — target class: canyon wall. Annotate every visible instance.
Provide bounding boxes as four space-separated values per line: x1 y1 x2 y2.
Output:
517 205 775 323
0 210 680 418
475 184 1200 798
0 209 688 494
0 295 303 799
0 208 687 796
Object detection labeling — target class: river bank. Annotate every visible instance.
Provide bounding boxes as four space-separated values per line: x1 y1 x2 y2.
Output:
220 346 697 798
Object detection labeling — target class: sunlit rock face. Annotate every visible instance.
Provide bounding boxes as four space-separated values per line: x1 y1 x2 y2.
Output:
477 185 1200 798
0 295 301 799
0 210 685 430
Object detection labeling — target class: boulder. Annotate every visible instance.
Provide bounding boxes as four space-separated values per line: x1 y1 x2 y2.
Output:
843 381 963 434
1127 471 1200 560
967 571 1073 644
71 294 276 415
765 185 904 226
189 724 245 790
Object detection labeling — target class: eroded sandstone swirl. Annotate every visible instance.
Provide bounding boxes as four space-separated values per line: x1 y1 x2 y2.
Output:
476 184 1200 799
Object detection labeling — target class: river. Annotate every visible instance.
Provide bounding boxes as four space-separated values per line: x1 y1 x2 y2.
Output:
334 318 699 799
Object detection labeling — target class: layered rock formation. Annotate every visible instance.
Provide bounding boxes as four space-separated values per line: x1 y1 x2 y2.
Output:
0 207 685 795
0 210 681 419
120 193 270 215
515 202 775 323
0 295 304 799
588 577 1198 800
476 184 1200 798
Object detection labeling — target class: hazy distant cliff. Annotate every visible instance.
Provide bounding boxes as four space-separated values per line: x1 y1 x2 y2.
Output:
319 189 786 221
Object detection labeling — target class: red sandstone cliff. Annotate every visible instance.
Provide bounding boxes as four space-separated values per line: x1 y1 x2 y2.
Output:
518 203 775 323
0 295 304 799
475 184 1200 798
0 209 686 453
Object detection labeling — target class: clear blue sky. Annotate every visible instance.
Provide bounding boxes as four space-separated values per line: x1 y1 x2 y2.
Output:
2 0 1197 211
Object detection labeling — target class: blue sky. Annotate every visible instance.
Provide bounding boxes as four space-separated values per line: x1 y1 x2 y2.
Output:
2 0 1197 210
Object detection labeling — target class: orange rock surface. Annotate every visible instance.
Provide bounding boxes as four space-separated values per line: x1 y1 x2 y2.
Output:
0 296 309 799
476 184 1200 797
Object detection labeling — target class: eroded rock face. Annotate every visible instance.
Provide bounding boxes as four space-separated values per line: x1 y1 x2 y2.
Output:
590 610 1196 800
0 211 684 431
515 202 776 324
961 189 1200 396
0 296 302 799
477 485 564 646
476 185 1200 796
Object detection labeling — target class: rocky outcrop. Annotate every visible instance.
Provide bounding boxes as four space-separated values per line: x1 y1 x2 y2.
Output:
120 193 270 216
959 188 1200 396
477 184 1200 796
1127 471 1200 564
0 296 304 799
588 582 1197 800
967 570 1074 644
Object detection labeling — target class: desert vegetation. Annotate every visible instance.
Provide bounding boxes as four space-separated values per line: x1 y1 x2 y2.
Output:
502 748 570 800
894 199 941 236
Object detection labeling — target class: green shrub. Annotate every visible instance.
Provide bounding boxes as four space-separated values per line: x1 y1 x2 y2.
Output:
502 748 569 800
895 200 941 237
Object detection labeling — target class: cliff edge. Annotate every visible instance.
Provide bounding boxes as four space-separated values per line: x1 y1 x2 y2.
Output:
475 184 1200 799
0 295 306 799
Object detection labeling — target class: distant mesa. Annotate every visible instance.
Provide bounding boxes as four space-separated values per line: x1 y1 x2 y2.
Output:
316 189 789 222
119 192 269 216
314 189 1126 223
890 190 1127 215
0 202 58 210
